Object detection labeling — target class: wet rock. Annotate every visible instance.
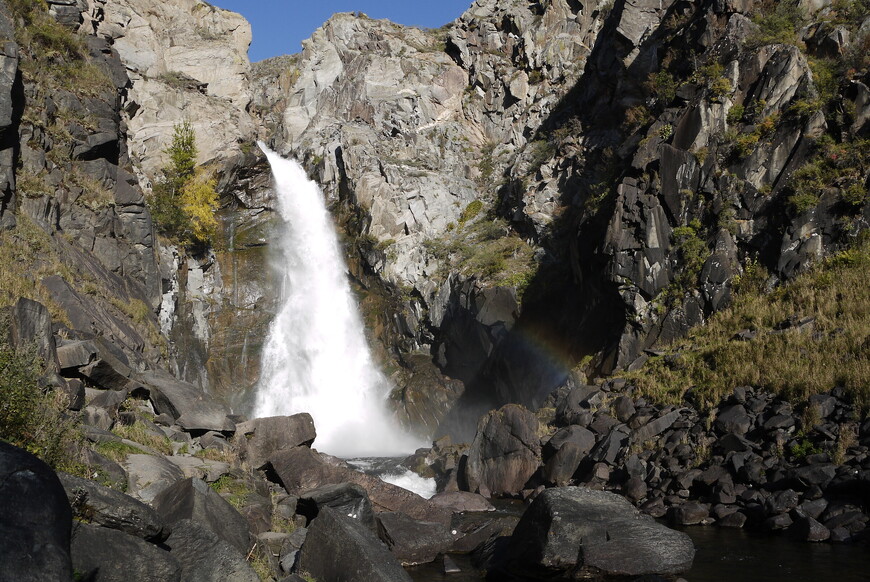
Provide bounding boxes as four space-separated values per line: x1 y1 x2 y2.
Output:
505 487 694 578
0 442 73 582
299 506 413 582
59 472 168 542
719 511 748 528
668 501 710 526
236 414 316 469
461 404 541 497
375 511 454 565
789 515 830 542
152 477 251 555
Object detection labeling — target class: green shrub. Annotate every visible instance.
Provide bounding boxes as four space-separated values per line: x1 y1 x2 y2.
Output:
0 336 78 469
726 104 745 125
747 0 805 47
645 70 678 104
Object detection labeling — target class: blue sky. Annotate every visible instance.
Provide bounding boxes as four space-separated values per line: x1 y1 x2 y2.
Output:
209 1 474 62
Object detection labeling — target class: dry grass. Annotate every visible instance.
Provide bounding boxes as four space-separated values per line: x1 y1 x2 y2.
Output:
112 420 173 455
627 238 870 411
0 215 73 325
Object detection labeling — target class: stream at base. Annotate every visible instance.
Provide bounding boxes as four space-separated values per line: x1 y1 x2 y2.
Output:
396 493 870 581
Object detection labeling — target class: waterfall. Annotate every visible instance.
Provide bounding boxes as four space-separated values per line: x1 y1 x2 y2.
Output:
253 144 423 457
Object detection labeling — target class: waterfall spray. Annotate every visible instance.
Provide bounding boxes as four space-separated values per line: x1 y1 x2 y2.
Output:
253 144 423 457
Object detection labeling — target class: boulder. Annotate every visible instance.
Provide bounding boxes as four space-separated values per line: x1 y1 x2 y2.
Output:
298 506 413 582
9 298 58 372
71 523 180 582
151 477 251 555
375 512 455 565
461 404 541 497
543 425 595 458
541 442 587 486
429 491 495 513
267 447 451 525
123 453 186 503
297 482 375 529
164 519 259 582
236 414 316 469
58 472 168 541
140 370 234 434
0 442 72 582
505 487 694 579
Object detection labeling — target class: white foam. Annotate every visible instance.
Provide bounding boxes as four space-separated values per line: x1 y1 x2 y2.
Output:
379 469 438 499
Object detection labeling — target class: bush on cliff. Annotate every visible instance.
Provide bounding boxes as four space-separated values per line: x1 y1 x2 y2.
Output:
150 121 219 248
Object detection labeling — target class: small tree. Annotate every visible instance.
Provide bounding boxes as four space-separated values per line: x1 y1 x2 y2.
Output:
150 121 219 248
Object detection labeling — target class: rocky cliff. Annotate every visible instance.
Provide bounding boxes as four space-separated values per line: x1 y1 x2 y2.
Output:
252 0 869 436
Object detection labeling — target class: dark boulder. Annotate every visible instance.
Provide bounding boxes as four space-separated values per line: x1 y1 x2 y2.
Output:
164 518 258 582
541 441 587 486
505 487 694 579
298 506 413 582
789 514 831 542
461 404 541 497
70 523 180 582
297 482 375 530
9 298 58 372
543 425 595 458
555 385 601 426
236 414 316 469
58 472 168 542
714 405 753 435
375 511 455 565
0 442 72 582
152 477 251 555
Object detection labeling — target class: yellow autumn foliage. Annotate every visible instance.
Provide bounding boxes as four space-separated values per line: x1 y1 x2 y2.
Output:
180 167 219 244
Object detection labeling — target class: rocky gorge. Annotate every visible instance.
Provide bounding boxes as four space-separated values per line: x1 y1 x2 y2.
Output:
0 0 868 581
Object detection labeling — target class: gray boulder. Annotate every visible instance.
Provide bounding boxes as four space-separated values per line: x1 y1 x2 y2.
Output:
429 491 495 513
375 511 455 565
140 370 235 433
461 404 541 497
164 519 259 582
298 506 412 582
506 487 694 578
236 414 316 469
123 453 185 503
0 442 72 582
58 472 168 541
152 477 251 555
70 523 180 582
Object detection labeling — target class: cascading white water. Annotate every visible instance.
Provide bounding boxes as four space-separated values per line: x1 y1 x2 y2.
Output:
253 144 424 458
